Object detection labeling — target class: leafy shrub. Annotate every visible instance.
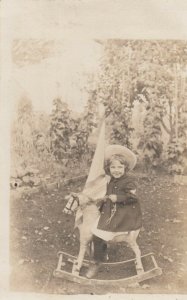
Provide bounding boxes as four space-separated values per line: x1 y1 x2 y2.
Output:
167 137 187 174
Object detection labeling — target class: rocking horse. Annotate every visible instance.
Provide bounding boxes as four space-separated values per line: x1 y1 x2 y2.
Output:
54 117 162 287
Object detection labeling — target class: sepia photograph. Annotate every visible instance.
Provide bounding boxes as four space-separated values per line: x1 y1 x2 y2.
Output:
1 0 187 299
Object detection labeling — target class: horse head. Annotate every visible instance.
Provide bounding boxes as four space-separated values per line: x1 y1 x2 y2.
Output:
63 192 97 231
63 193 80 214
63 192 94 214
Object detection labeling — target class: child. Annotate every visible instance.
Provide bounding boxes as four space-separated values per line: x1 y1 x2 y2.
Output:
86 145 142 278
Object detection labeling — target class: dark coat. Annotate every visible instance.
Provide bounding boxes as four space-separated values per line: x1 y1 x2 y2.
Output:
97 175 142 232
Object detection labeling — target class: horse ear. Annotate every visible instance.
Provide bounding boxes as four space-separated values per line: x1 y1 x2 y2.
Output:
74 209 83 228
65 194 71 200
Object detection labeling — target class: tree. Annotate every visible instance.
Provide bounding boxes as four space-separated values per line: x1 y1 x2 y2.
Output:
32 112 51 157
86 40 187 173
49 97 97 167
93 41 135 148
12 96 35 160
50 98 72 161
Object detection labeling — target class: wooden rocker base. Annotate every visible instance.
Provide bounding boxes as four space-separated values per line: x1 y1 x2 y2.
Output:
53 251 162 287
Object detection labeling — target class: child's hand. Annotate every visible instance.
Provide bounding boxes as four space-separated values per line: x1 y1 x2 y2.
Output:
97 196 108 202
108 194 117 203
103 196 109 202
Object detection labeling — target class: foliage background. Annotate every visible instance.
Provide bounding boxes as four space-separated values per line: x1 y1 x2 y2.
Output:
11 40 187 186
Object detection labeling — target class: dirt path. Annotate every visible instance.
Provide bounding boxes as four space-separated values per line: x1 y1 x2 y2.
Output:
10 174 187 295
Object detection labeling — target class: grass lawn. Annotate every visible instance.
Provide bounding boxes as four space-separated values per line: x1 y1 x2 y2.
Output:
10 173 187 295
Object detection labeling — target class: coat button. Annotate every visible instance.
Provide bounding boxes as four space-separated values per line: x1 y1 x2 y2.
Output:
114 186 117 189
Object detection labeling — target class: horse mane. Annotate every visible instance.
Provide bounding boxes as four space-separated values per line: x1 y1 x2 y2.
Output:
79 193 98 209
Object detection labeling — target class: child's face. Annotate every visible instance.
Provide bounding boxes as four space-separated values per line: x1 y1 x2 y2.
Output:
109 159 125 178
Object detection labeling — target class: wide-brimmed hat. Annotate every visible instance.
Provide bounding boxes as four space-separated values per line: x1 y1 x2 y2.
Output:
105 144 137 171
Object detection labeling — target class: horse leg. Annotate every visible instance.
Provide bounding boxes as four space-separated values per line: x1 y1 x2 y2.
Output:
128 239 143 273
72 241 87 275
86 240 94 259
127 231 143 273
